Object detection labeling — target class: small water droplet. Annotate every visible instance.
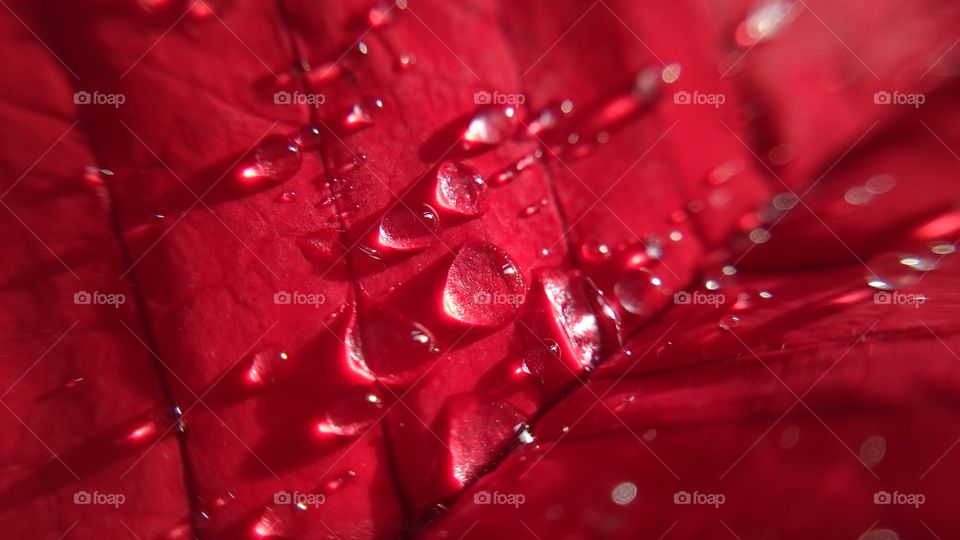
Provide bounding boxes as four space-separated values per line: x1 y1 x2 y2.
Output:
579 240 612 263
237 135 302 187
611 481 638 505
735 0 797 47
297 231 340 266
719 314 741 331
275 190 297 203
398 53 417 70
859 435 886 468
367 2 396 27
462 105 519 149
490 150 542 186
342 98 383 130
435 161 488 216
378 203 440 251
520 198 549 217
443 242 525 327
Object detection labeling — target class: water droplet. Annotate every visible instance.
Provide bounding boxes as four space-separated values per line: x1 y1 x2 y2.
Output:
517 426 535 444
237 135 302 187
749 228 771 244
844 186 874 206
443 242 525 327
490 150 542 186
435 161 488 216
859 435 886 467
865 174 896 194
865 252 936 290
614 268 667 316
930 242 956 255
244 348 289 386
861 529 899 540
345 306 441 386
316 391 386 436
579 240 612 263
520 198 549 218
462 106 519 149
719 314 741 331
342 98 384 130
378 203 440 251
735 0 797 47
708 160 742 185
611 481 638 505
367 2 395 27
398 53 417 70
539 269 622 371
83 166 113 186
297 231 340 266
295 126 323 150
275 190 297 203
447 400 525 486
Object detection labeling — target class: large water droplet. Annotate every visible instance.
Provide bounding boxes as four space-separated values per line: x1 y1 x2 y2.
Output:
539 268 622 371
462 106 519 149
613 268 668 316
435 161 488 216
865 252 937 290
443 242 525 327
237 135 302 187
378 203 440 251
316 391 386 436
345 305 441 386
446 399 525 487
244 348 289 386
